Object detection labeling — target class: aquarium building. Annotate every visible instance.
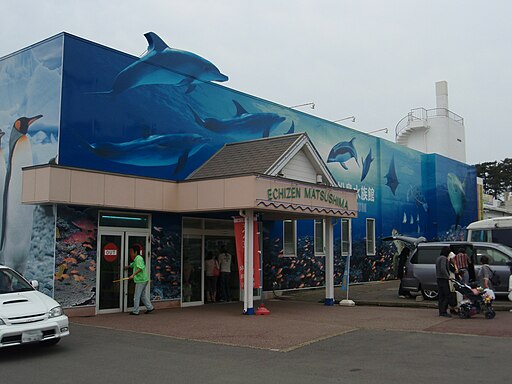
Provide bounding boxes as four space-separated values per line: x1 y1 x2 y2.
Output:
0 32 477 316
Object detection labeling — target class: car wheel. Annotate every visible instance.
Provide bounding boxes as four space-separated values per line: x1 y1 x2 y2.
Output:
421 288 438 300
40 338 60 346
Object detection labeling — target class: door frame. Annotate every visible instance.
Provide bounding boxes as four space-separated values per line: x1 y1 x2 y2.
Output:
96 227 150 314
181 217 261 304
181 234 204 307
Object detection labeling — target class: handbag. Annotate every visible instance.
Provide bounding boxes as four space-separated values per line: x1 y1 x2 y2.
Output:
213 260 220 277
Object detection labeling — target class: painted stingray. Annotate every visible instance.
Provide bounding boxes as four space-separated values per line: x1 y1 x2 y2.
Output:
447 173 466 226
360 148 374 182
190 100 286 139
407 185 428 212
95 32 228 95
384 156 399 195
327 137 359 170
82 133 209 174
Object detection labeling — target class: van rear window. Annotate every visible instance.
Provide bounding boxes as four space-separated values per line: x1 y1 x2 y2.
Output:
412 247 441 264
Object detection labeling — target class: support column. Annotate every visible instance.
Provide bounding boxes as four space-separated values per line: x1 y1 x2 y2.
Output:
244 210 255 314
325 218 334 306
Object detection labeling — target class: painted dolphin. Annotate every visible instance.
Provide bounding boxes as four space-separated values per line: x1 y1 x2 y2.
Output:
327 137 359 170
384 155 399 195
447 173 466 226
407 185 428 212
286 121 295 135
360 148 374 182
96 32 228 95
82 133 209 174
190 100 286 139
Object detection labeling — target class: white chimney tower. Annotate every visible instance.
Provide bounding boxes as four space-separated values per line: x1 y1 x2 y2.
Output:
395 81 466 163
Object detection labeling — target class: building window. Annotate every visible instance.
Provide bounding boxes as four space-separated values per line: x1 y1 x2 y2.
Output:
366 218 376 256
314 219 325 255
283 220 297 256
341 218 351 256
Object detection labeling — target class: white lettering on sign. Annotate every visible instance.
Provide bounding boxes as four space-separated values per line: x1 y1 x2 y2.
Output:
104 250 117 256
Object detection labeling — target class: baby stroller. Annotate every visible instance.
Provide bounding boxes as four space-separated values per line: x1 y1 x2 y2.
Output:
451 279 496 319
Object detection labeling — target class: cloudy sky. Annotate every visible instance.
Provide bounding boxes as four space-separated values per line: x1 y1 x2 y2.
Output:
1 0 510 165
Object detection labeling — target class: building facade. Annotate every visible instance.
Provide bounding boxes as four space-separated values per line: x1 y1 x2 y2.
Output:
0 32 478 315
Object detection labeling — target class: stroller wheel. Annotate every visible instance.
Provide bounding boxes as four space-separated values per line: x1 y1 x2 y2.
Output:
458 306 470 319
485 310 496 319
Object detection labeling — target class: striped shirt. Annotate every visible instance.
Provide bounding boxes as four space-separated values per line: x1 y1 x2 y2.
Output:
454 252 469 269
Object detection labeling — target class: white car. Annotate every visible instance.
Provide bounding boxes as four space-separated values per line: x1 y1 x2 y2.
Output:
0 265 69 348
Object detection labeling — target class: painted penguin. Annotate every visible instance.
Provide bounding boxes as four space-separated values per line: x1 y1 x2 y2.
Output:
1 115 42 273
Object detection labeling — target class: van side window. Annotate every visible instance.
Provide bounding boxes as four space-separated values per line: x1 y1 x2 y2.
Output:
475 247 509 266
491 229 512 247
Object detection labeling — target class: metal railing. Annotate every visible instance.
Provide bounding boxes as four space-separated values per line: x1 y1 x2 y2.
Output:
395 107 464 139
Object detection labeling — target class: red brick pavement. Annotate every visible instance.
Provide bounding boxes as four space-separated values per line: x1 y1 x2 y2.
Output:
71 299 512 352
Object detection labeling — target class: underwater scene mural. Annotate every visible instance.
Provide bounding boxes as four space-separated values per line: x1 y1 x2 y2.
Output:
55 31 477 288
0 35 61 293
54 206 98 307
0 31 478 299
150 213 182 301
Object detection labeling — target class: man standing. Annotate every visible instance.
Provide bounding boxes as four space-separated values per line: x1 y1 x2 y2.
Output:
126 244 154 315
218 246 232 302
435 246 452 317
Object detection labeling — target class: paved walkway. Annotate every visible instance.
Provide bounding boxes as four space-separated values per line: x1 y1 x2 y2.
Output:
71 281 512 352
286 279 512 311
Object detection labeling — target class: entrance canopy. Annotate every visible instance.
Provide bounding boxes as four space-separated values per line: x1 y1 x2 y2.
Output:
21 167 357 219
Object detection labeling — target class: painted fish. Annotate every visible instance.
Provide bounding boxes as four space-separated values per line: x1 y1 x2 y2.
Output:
95 32 228 95
82 133 209 174
327 137 359 170
384 156 399 195
447 173 466 224
360 148 374 182
190 100 285 139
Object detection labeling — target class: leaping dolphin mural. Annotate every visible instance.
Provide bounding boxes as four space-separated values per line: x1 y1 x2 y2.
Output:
360 148 374 182
190 100 286 139
94 32 228 95
327 137 359 170
81 133 209 174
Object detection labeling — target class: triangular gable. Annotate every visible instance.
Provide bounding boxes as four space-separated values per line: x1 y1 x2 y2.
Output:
265 134 337 187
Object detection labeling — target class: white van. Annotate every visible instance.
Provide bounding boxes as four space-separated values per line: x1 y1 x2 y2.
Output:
467 217 512 247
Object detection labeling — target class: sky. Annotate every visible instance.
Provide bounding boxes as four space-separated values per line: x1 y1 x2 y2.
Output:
1 0 510 165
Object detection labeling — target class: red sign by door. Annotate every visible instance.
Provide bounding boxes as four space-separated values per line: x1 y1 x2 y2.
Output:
103 242 119 263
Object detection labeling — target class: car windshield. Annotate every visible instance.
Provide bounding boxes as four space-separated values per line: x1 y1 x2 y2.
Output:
0 268 34 294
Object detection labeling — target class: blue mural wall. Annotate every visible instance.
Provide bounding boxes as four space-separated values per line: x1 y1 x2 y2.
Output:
0 31 478 300
0 36 62 295
55 32 477 289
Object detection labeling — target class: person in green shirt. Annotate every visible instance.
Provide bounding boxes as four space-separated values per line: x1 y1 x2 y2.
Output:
126 244 154 315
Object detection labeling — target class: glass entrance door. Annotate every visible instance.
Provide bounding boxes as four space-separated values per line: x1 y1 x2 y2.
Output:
123 233 150 311
98 232 124 313
98 231 149 314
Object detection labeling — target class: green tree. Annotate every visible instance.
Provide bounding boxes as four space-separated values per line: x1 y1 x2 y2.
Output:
475 159 512 199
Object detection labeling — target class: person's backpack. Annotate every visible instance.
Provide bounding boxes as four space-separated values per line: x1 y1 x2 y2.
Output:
489 266 500 287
